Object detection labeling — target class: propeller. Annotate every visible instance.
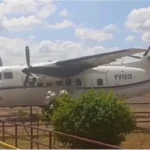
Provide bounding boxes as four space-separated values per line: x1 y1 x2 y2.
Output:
22 46 32 88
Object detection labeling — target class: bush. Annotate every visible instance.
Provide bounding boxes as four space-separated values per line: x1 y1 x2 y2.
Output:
43 89 136 148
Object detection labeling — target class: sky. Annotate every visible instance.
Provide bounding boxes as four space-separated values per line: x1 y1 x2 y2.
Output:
0 0 150 65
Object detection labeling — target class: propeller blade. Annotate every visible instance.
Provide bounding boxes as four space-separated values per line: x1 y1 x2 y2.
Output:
25 46 30 67
23 74 30 88
22 46 33 88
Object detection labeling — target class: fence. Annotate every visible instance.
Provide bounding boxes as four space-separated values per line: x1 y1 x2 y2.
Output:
128 102 150 123
0 119 122 149
0 102 150 149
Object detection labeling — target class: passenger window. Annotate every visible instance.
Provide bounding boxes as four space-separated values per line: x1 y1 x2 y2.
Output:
37 83 43 87
75 78 82 86
56 80 62 86
65 78 71 86
3 72 13 79
46 82 52 87
97 79 103 86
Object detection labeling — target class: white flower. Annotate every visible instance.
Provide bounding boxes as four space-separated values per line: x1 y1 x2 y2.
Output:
45 96 50 100
59 90 68 95
47 91 53 95
45 95 53 104
49 104 53 110
50 92 56 97
44 96 50 105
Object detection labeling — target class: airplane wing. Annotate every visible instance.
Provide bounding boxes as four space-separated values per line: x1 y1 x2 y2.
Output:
23 48 147 78
56 48 145 66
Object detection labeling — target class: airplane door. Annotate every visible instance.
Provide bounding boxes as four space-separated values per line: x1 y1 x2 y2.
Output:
1 70 16 87
63 77 75 95
1 68 23 87
83 71 108 88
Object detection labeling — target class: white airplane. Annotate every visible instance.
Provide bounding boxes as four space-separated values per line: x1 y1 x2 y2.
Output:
0 46 149 107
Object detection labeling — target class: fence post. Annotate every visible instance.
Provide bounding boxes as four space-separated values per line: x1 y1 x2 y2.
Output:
30 127 33 149
30 106 33 149
2 121 4 142
37 120 39 149
15 124 18 148
49 132 52 149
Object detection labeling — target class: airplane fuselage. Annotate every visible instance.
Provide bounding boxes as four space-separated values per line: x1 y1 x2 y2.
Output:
0 56 150 107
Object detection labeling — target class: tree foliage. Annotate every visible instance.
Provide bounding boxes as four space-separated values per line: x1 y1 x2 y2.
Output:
42 89 136 148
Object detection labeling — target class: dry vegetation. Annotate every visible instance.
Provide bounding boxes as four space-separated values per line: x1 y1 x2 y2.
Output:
1 130 150 149
1 124 150 149
121 127 150 148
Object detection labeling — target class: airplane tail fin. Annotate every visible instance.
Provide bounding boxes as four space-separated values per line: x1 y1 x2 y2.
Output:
144 46 150 59
143 46 150 56
0 57 3 66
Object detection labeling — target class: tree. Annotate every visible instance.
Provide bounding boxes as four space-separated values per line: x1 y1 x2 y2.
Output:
42 89 136 148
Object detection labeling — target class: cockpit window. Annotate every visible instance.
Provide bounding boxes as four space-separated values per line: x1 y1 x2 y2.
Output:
3 72 13 79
